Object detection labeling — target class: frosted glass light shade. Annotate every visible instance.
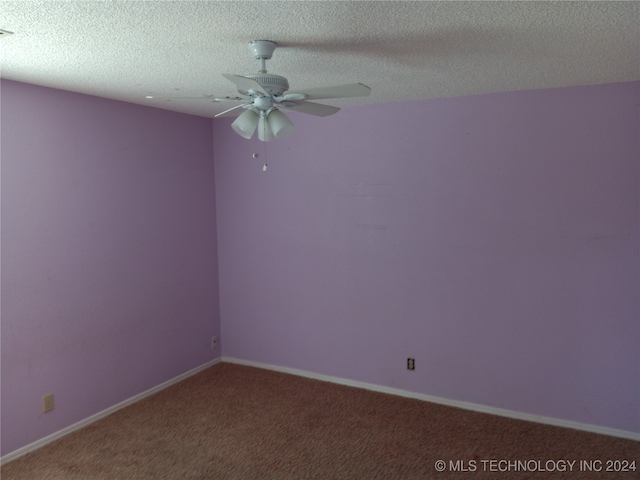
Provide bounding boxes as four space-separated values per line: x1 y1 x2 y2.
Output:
267 109 294 139
258 116 276 142
231 110 259 139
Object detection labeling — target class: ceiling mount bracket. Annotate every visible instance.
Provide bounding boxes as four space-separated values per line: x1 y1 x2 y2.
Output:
249 40 277 73
249 40 277 59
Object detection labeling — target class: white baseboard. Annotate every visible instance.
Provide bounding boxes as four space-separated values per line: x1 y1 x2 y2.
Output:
0 357 222 465
223 356 640 442
4 354 636 466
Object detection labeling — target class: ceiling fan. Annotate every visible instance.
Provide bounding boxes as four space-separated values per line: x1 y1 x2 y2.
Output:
147 40 372 141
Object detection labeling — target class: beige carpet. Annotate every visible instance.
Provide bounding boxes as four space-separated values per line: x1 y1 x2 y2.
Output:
2 363 638 479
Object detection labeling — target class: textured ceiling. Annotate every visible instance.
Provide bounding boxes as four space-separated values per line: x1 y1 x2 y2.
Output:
1 1 638 118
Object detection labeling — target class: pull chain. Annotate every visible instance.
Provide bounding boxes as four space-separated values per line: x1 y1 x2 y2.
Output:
250 116 268 171
262 117 268 171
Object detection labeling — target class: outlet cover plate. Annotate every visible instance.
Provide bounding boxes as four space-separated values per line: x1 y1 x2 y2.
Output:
43 393 54 412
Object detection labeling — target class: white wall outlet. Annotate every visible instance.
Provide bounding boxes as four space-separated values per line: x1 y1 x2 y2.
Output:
211 336 218 349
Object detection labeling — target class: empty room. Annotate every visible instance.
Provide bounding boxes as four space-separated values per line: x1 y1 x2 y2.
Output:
1 1 638 479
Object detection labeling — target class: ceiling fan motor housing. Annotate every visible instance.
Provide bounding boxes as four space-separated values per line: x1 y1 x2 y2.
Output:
244 73 289 96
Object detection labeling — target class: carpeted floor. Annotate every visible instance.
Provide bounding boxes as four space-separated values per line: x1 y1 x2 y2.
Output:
2 363 638 479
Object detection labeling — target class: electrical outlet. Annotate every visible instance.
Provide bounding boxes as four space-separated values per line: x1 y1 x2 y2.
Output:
211 336 217 349
407 358 415 371
43 393 55 413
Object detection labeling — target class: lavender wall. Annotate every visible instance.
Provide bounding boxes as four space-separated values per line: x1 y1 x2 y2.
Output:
1 80 220 455
214 82 639 434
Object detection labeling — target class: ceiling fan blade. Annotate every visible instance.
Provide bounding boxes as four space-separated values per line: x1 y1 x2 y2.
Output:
222 73 268 96
283 83 371 101
214 103 251 118
283 101 340 117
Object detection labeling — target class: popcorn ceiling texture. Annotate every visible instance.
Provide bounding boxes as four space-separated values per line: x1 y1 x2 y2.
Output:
1 1 638 118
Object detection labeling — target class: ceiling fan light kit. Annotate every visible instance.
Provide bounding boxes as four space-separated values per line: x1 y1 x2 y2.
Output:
258 116 275 142
231 109 259 139
266 109 294 139
153 40 371 142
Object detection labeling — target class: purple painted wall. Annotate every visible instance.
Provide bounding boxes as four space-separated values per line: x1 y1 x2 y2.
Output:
214 82 639 433
1 80 220 455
